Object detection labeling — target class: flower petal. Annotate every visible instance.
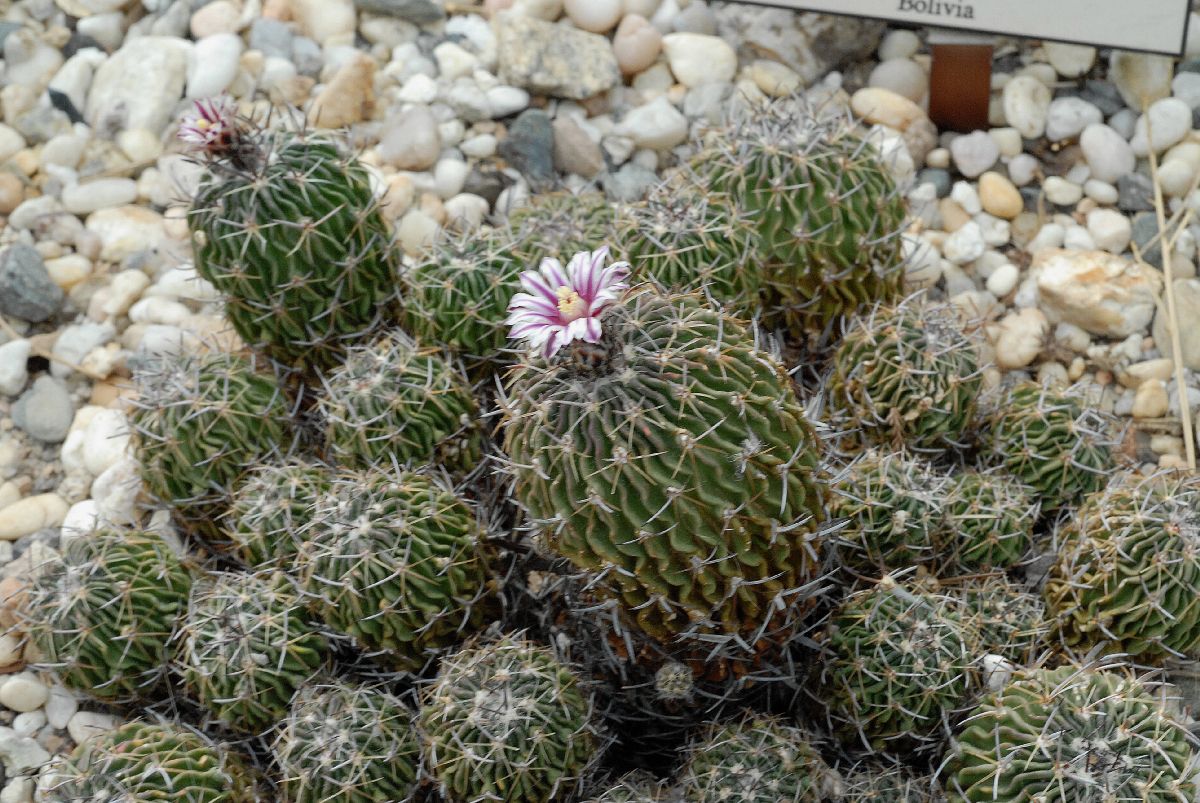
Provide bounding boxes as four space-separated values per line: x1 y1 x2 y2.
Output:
540 257 568 290
518 271 559 305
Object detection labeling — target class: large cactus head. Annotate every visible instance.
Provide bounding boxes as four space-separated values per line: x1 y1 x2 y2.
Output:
299 469 498 671
949 666 1199 800
419 634 601 803
274 681 422 803
175 571 327 734
22 528 193 702
224 460 332 570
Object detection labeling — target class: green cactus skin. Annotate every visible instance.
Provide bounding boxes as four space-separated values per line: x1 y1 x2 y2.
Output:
952 575 1049 667
22 529 193 702
982 383 1113 511
615 176 764 318
821 575 976 751
130 352 294 546
400 228 526 364
274 682 421 803
692 97 907 334
224 461 331 569
939 470 1038 572
41 720 256 803
318 332 482 473
949 667 1199 801
503 289 826 647
176 571 327 734
1045 475 1200 661
829 450 948 572
188 136 398 372
299 471 497 671
419 635 599 803
508 191 616 265
679 716 843 803
828 298 982 452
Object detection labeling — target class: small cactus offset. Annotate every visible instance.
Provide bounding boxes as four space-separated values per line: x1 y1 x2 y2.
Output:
299 470 497 671
274 681 422 803
182 98 398 372
1045 474 1200 660
224 461 332 569
981 382 1114 510
951 574 1049 666
679 715 844 803
130 351 294 546
175 571 328 734
949 666 1199 800
828 297 982 452
318 331 482 473
40 720 256 803
508 191 617 265
419 634 601 803
937 470 1037 572
22 528 193 702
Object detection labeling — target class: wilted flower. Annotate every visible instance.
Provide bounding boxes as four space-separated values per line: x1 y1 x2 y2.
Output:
178 95 239 156
506 247 630 358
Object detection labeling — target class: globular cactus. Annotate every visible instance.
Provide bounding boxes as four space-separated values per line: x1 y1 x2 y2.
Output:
419 634 601 803
184 99 398 372
981 382 1114 510
175 571 327 734
508 191 616 265
318 331 482 473
837 763 943 802
224 461 331 569
614 175 763 317
401 228 526 364
819 574 977 751
828 297 982 452
21 528 193 702
274 681 422 803
300 470 497 672
949 666 1199 800
503 287 826 651
829 450 948 572
130 351 294 546
938 470 1037 572
952 575 1049 667
692 96 907 334
679 715 844 803
40 720 256 803
583 772 671 803
1045 474 1200 661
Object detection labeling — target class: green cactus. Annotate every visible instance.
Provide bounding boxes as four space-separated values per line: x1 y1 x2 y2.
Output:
41 720 256 803
503 288 826 648
614 175 763 317
175 571 327 734
583 772 669 803
952 575 1049 666
838 763 942 802
508 191 616 265
821 574 977 751
982 382 1114 510
22 529 193 702
938 470 1037 572
679 715 843 803
274 681 421 803
299 470 497 671
318 331 482 472
829 450 947 572
129 351 294 546
828 298 982 452
419 634 599 803
1045 475 1200 661
692 96 907 334
224 461 331 569
949 666 1199 800
400 228 526 364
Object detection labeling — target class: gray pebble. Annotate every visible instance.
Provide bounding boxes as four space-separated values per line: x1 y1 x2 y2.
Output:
0 244 62 323
602 163 658 202
12 376 73 443
916 168 951 198
1076 80 1126 117
498 109 555 191
1131 212 1162 266
249 18 294 60
291 36 323 78
462 166 509 208
354 0 444 24
1117 173 1155 212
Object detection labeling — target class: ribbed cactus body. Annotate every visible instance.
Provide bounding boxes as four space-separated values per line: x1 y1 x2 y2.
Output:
319 332 482 472
503 290 825 645
189 137 397 371
23 529 192 701
274 682 421 803
940 470 1037 571
838 765 941 802
509 192 616 263
225 461 331 569
420 635 599 803
176 572 327 733
954 575 1049 665
950 667 1199 800
583 773 668 803
300 471 496 671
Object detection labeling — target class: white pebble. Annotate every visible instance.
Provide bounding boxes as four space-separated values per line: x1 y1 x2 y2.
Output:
1002 75 1051 139
1086 208 1132 253
1083 179 1119 204
564 0 622 33
1080 123 1136 183
949 130 999 178
67 711 120 746
128 296 191 326
1130 98 1193 156
879 29 920 61
950 181 982 214
444 193 490 231
1043 42 1096 78
988 128 1023 158
61 179 138 216
1045 97 1102 142
867 58 927 103
994 307 1049 368
616 95 688 150
1043 176 1083 206
985 263 1020 297
0 340 31 397
1027 222 1066 253
11 712 43 738
44 686 76 730
1062 225 1095 250
926 147 950 169
433 42 478 80
661 33 736 87
943 221 986 265
434 159 470 199
186 33 242 99
0 636 20 671
460 133 497 158
1007 153 1039 186
81 408 130 478
0 675 47 714
398 73 439 104
485 86 530 118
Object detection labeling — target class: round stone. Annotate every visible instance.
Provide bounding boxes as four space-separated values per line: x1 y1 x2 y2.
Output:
979 171 1023 219
867 57 928 103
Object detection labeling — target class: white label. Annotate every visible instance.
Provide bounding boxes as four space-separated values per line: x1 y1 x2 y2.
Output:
743 0 1191 55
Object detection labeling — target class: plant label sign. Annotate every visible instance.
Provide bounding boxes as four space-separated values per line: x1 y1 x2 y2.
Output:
743 0 1191 55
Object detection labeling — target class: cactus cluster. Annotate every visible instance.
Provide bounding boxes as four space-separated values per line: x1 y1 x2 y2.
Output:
224 461 331 568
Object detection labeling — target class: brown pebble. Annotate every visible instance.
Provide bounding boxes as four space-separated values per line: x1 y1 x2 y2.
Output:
0 173 23 214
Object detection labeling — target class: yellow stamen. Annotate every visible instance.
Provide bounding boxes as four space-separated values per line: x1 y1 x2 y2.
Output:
556 286 586 321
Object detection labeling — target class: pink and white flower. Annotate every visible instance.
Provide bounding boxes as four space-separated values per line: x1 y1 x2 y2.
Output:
506 247 630 358
178 95 238 155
